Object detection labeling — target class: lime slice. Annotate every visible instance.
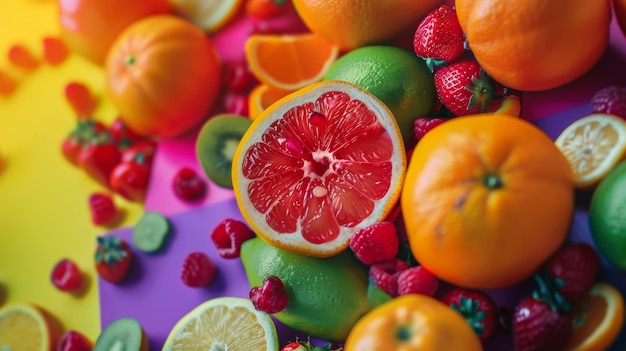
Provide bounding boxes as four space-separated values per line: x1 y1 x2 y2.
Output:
132 211 171 253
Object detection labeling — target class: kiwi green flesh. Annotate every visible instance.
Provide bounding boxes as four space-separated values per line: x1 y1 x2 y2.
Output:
132 211 171 253
95 318 144 351
196 115 252 189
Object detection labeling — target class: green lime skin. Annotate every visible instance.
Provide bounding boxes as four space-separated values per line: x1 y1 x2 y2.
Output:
323 45 437 144
240 238 372 341
589 161 626 270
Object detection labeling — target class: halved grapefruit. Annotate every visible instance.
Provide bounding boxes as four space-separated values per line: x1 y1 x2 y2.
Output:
232 80 406 257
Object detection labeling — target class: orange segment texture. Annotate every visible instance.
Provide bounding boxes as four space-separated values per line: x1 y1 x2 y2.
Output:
245 34 339 91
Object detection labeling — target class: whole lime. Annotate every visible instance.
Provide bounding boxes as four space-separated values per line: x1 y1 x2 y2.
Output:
240 237 372 341
323 45 437 143
589 161 626 270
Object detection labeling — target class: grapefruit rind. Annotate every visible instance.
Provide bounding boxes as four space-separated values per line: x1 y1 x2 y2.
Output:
233 80 406 257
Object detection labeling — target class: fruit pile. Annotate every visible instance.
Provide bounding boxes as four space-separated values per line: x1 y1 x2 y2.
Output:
2 0 626 350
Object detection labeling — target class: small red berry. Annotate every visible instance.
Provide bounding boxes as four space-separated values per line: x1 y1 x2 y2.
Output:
250 275 289 314
369 258 410 297
64 82 97 120
413 117 448 141
88 193 117 226
397 265 439 297
349 221 399 265
181 252 217 287
42 37 69 66
441 287 498 341
545 242 600 302
591 85 626 121
224 60 259 93
172 167 207 202
51 259 83 292
57 330 92 351
0 70 17 96
210 218 255 259
222 91 250 117
8 44 39 70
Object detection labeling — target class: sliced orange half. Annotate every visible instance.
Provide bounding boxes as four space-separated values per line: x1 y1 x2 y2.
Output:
0 302 63 351
244 33 340 91
565 282 625 351
555 113 626 188
170 0 243 33
248 83 293 120
232 80 406 257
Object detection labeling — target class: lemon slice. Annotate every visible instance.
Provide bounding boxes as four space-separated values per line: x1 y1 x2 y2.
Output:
162 297 279 351
0 303 62 351
170 0 243 33
555 113 626 188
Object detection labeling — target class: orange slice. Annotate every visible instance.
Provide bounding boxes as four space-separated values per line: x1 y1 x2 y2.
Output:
162 297 278 350
233 80 406 257
0 302 63 351
555 113 626 188
170 0 243 33
491 95 522 117
244 33 340 91
565 282 625 351
248 83 293 120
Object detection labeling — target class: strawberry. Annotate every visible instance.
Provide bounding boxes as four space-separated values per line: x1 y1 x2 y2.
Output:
181 252 217 287
434 60 501 116
349 221 399 265
42 36 69 66
544 242 600 302
50 259 83 292
512 274 572 351
78 136 122 189
591 85 626 120
95 236 132 284
64 82 97 120
413 4 465 70
57 330 92 351
440 288 498 341
61 118 108 167
281 339 343 351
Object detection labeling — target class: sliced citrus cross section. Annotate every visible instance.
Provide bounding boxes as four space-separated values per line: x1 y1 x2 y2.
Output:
0 302 63 351
248 83 293 120
233 80 406 257
245 33 340 91
162 297 279 351
555 113 626 188
170 0 243 33
565 282 625 351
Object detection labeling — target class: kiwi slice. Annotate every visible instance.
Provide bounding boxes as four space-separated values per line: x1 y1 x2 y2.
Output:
196 114 252 188
132 211 171 253
94 317 149 351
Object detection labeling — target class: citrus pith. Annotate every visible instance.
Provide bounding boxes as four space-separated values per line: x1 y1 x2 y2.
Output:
232 80 406 257
170 0 243 33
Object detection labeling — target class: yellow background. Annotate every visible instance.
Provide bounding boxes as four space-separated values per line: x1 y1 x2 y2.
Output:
0 0 144 340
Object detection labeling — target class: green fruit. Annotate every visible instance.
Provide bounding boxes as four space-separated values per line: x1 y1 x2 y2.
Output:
132 211 171 253
95 318 148 351
589 160 626 270
323 45 437 144
196 114 253 188
240 237 372 341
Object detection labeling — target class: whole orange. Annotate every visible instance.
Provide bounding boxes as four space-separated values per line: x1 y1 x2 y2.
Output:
401 114 574 289
455 0 611 91
105 15 222 139
292 0 442 51
58 0 172 66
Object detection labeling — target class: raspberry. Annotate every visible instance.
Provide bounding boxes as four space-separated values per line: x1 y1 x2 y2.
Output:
413 117 448 141
397 265 439 297
210 218 256 259
42 36 69 66
51 259 83 292
591 85 626 121
369 258 410 297
224 60 259 93
0 70 17 96
349 221 399 265
181 252 217 287
8 44 39 70
173 167 207 202
57 330 92 351
64 82 97 119
250 275 289 314
88 193 118 226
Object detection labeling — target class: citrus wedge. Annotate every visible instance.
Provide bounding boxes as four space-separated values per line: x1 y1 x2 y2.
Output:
248 83 293 120
491 95 522 117
244 34 340 91
565 282 625 351
233 80 406 257
162 297 279 351
170 0 243 33
555 113 626 188
0 302 63 351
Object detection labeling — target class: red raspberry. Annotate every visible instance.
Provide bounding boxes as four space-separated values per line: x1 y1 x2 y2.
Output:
250 275 289 314
349 221 399 265
181 252 217 287
413 117 448 141
64 82 97 119
42 36 69 66
591 85 626 121
51 259 83 292
8 44 39 70
88 193 117 226
173 167 207 202
57 330 92 351
210 218 256 259
397 265 439 297
224 60 259 93
369 258 410 297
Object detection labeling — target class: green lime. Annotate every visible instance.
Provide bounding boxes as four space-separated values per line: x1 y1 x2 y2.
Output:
323 45 437 143
589 161 626 270
240 237 372 341
132 211 171 253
